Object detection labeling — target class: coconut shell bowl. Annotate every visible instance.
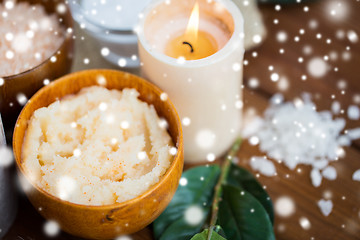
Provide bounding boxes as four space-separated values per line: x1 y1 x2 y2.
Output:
13 69 184 239
0 0 74 133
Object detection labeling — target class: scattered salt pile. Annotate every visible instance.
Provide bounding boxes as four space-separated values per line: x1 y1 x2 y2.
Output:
0 2 64 76
243 93 360 186
0 145 13 167
317 199 333 217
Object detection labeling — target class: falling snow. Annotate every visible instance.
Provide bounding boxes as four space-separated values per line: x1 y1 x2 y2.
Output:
182 117 191 126
169 147 177 156
44 220 60 237
179 177 188 186
195 129 216 149
184 205 204 226
57 176 77 200
0 145 13 167
206 153 216 162
275 196 295 218
248 77 259 89
118 58 127 67
101 47 110 56
307 57 328 78
299 217 311 230
16 93 27 106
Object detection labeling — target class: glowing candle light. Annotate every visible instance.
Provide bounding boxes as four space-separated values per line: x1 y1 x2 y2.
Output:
165 3 218 60
138 0 244 163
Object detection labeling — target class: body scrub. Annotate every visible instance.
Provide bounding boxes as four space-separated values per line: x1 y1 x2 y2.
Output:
0 2 64 76
22 86 174 206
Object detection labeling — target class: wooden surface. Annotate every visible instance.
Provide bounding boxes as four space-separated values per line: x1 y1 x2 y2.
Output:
4 0 360 239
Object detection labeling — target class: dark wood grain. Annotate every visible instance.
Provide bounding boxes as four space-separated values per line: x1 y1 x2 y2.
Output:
4 0 360 239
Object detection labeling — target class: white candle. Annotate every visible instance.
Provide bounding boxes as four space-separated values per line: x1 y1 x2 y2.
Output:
138 0 244 163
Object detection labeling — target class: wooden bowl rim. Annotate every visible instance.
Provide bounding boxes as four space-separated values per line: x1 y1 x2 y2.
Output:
1 0 72 80
13 69 184 210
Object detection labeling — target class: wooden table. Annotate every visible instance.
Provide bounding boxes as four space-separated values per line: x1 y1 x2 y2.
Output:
4 0 360 239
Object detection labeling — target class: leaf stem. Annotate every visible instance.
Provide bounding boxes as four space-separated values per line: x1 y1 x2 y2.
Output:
207 138 242 240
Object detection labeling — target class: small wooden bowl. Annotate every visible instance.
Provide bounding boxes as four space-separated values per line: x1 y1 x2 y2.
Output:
0 0 74 132
13 69 184 239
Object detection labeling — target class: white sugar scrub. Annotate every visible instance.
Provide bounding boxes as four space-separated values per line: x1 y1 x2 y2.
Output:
22 86 174 205
243 93 360 187
0 2 64 77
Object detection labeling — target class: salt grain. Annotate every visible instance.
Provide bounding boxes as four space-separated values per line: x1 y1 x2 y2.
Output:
242 117 264 138
270 93 284 105
346 128 360 140
299 217 311 230
250 156 277 177
347 105 360 120
311 168 322 187
322 166 337 180
331 101 341 115
317 199 333 217
352 169 360 181
312 159 328 170
337 135 351 146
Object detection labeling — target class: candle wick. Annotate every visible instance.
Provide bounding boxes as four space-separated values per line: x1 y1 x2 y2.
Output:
182 41 194 53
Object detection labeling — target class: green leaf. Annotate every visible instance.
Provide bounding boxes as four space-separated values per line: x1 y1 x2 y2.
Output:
226 163 274 223
153 165 221 240
190 228 227 240
159 218 205 240
218 185 275 240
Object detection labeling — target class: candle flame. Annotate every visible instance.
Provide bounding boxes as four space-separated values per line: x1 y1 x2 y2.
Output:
185 2 199 43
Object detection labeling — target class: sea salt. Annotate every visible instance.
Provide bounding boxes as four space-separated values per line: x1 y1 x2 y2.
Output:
317 199 333 217
347 105 360 120
312 159 328 169
322 166 337 180
311 168 322 187
331 101 341 115
243 94 360 187
352 169 360 181
346 128 360 140
242 116 264 138
250 156 277 177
